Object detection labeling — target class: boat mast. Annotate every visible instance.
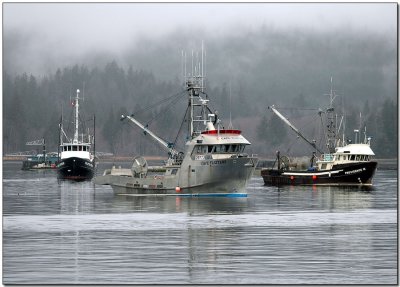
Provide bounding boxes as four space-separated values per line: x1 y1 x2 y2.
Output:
325 77 338 153
185 44 209 139
58 116 62 160
73 89 80 144
268 105 324 154
93 114 96 163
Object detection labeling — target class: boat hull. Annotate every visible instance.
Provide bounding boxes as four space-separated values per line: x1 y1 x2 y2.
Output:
261 161 377 186
57 157 94 180
95 156 258 195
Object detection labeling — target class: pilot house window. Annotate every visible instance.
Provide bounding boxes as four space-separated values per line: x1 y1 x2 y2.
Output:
194 144 245 154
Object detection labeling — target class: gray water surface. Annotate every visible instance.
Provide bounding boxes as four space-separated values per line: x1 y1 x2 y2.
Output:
3 161 398 284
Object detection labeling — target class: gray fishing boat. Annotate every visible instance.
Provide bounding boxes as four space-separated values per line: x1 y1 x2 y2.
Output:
94 51 258 196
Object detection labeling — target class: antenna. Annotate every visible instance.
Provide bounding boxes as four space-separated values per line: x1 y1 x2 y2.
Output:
196 51 199 76
324 76 341 152
342 93 346 146
73 89 80 143
202 43 205 91
191 50 194 77
204 46 206 91
227 55 233 129
181 50 184 86
201 41 204 91
228 78 233 129
183 43 209 138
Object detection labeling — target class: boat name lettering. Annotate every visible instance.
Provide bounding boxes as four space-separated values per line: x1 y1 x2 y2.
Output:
85 162 93 168
201 160 227 166
345 167 366 175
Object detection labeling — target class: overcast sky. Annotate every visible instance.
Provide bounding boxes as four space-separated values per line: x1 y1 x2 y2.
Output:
3 2 397 75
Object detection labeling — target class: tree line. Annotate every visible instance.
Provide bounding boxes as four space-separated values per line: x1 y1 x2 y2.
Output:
3 27 397 158
3 62 397 159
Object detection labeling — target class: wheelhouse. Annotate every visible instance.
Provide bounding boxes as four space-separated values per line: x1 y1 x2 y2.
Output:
61 143 91 152
60 143 92 160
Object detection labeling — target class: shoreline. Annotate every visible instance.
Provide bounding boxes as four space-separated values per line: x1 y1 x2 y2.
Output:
3 156 397 170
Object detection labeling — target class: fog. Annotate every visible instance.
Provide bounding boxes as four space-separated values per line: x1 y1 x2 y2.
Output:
3 3 397 158
4 3 396 76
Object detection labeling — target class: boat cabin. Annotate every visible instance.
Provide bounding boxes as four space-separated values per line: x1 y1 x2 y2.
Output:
316 143 375 171
189 129 251 160
60 143 91 159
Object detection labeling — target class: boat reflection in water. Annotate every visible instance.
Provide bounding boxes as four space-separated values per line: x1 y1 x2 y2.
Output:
59 180 249 215
115 193 250 215
272 184 374 210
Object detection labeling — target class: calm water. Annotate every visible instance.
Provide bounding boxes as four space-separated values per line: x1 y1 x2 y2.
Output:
3 161 398 284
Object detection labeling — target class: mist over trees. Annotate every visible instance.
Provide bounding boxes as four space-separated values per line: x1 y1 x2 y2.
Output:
3 27 397 158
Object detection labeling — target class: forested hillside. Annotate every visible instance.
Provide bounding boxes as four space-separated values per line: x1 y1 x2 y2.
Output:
3 27 397 158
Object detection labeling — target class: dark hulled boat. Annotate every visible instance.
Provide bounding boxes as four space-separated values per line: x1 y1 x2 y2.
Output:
261 80 377 186
57 146 95 180
57 89 95 180
261 148 377 186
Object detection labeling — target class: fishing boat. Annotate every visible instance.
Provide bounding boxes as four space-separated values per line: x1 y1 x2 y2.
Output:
261 80 377 186
56 89 95 180
94 50 258 196
21 138 58 170
22 152 59 170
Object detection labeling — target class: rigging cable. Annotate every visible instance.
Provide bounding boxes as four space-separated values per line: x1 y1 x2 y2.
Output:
64 107 74 141
173 105 190 150
122 90 187 154
131 90 186 116
144 91 187 127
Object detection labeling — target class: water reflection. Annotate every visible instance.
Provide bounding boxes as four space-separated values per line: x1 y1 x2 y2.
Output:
59 181 96 214
3 163 397 284
58 177 250 215
115 194 249 215
56 178 376 217
259 184 374 211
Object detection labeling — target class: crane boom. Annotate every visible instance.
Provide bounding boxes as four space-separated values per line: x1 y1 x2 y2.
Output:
121 114 178 157
268 105 323 154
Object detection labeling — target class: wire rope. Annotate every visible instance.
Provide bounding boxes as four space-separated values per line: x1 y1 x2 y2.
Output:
131 90 186 116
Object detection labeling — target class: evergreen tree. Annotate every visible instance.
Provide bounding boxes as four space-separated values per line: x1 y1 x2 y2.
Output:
376 98 397 157
257 113 287 147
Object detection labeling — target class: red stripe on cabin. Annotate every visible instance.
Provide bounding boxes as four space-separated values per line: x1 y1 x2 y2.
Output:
201 129 242 135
